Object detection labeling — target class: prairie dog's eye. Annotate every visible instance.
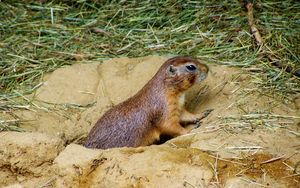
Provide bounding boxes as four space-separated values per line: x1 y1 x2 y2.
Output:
185 64 197 71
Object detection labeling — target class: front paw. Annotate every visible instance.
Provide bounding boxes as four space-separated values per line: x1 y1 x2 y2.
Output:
201 109 214 118
193 120 202 129
193 109 214 128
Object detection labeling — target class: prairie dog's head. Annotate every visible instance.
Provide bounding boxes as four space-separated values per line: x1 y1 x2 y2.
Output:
164 56 208 91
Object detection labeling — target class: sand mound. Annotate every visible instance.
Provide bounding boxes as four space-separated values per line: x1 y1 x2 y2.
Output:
0 132 64 187
1 56 299 187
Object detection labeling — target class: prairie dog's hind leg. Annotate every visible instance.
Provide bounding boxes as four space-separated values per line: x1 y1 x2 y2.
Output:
140 128 161 146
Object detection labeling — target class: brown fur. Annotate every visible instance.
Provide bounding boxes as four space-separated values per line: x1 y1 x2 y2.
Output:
84 56 209 149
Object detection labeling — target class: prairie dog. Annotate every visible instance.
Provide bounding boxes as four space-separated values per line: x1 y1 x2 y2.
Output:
84 56 209 149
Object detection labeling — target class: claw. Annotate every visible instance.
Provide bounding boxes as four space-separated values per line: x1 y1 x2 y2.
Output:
193 108 214 129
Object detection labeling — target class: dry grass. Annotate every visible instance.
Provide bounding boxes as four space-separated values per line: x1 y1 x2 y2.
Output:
0 0 299 131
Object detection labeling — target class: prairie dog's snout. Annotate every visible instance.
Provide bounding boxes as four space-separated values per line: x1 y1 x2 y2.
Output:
197 63 209 83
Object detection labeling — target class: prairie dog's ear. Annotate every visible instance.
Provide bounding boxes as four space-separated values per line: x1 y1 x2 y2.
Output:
167 65 177 76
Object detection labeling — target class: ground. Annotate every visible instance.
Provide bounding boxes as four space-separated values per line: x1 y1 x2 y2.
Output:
0 56 299 187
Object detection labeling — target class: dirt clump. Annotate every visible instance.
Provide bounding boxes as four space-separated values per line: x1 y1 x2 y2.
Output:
53 144 213 188
0 132 64 187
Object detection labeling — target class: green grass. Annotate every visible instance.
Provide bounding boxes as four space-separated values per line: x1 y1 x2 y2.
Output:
0 0 299 131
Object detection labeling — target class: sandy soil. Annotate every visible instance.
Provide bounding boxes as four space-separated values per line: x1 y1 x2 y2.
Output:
1 56 299 187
